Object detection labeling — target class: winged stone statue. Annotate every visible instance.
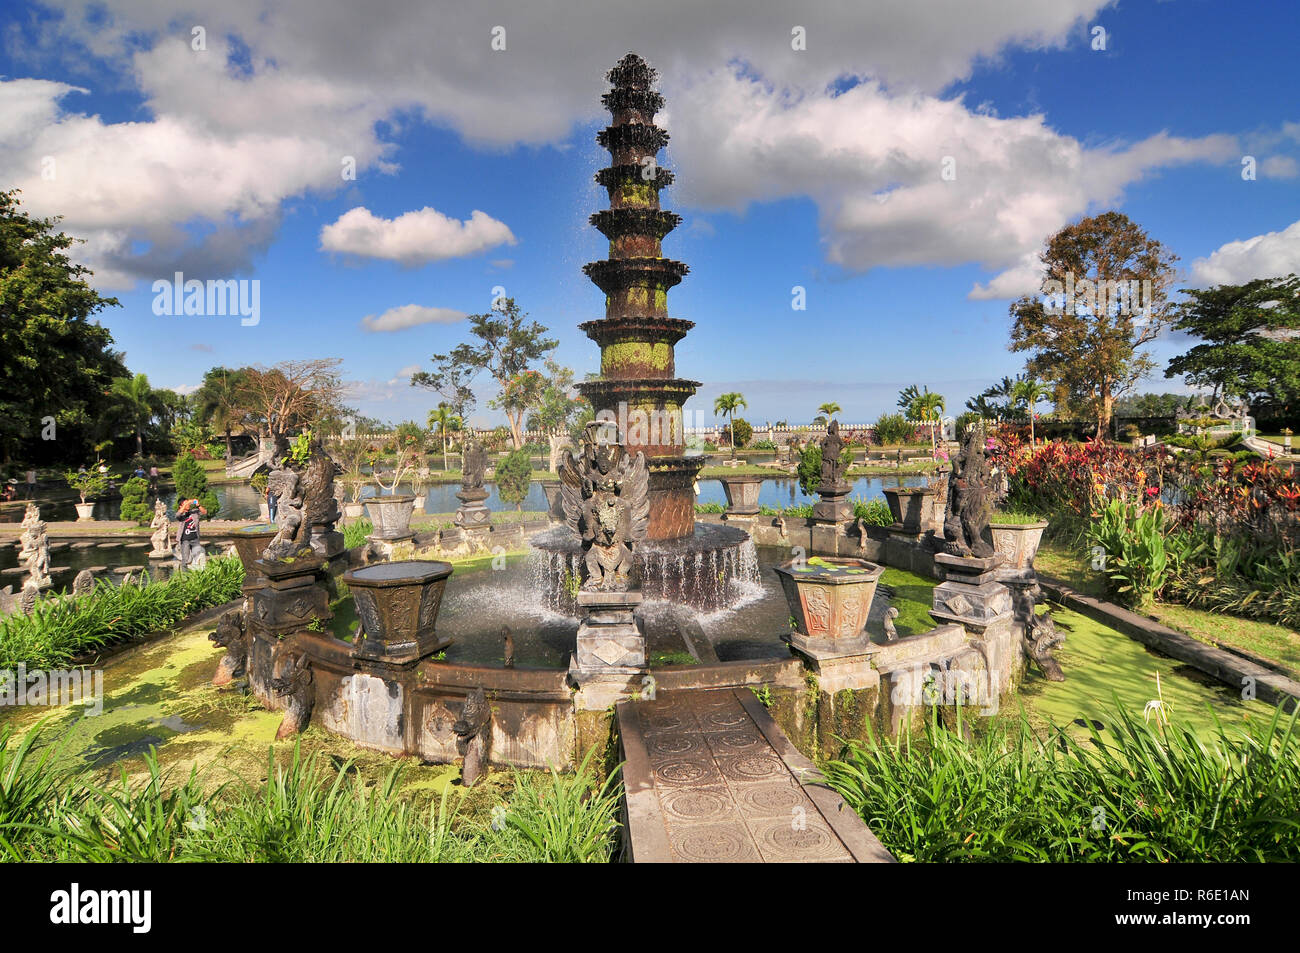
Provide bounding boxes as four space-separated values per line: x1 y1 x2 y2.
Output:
559 420 650 592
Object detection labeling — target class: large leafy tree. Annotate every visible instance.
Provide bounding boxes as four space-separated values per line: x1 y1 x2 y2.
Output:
411 298 557 450
106 373 161 457
0 189 126 464
1010 212 1178 438
1164 274 1300 418
238 359 346 455
194 366 252 460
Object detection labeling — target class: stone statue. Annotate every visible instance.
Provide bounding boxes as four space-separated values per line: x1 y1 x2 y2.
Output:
502 625 515 669
19 581 40 615
453 686 492 788
271 649 314 739
942 427 995 558
819 419 848 488
72 570 95 598
1021 585 1066 682
18 504 50 588
148 499 172 557
882 606 900 643
211 609 249 686
301 440 341 534
461 440 488 490
263 467 310 561
558 421 650 592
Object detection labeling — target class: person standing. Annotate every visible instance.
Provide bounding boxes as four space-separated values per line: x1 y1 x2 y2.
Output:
175 498 208 570
25 469 36 499
267 486 278 522
148 464 159 497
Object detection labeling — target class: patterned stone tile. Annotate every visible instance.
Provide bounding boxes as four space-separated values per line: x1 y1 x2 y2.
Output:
649 756 724 788
715 751 789 785
731 779 808 819
703 728 766 756
657 786 734 826
749 816 853 863
644 731 710 759
667 823 763 863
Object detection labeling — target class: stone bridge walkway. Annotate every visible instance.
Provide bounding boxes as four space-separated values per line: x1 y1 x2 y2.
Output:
616 688 894 863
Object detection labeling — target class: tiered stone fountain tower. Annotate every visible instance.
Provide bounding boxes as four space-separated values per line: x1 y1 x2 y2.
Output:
532 53 759 612
578 53 701 541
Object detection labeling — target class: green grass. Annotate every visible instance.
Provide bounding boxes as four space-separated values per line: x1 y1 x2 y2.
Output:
990 510 1048 524
1035 539 1300 674
875 568 937 638
0 726 622 863
0 557 244 669
822 705 1300 861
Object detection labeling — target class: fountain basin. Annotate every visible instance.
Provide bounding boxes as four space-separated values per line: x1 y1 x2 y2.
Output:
342 560 453 664
531 521 760 614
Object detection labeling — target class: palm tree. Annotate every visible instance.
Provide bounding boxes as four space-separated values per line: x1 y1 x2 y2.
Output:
713 392 747 459
1011 378 1051 449
108 373 158 457
818 401 841 421
903 386 946 454
428 402 463 471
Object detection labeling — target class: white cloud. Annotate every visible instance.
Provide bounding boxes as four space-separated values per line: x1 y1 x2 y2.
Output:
1189 220 1300 286
322 206 515 265
360 304 467 332
1261 156 1299 179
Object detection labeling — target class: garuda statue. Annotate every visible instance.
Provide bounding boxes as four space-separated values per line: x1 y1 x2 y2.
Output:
263 466 310 560
558 421 650 592
942 427 995 558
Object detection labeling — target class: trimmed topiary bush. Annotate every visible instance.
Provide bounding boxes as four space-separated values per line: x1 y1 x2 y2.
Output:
872 412 912 446
119 476 151 523
173 452 219 517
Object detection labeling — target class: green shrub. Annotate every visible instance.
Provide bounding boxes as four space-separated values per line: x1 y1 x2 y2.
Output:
0 557 244 669
853 498 893 526
173 452 219 517
872 412 912 445
1086 499 1181 609
823 706 1300 862
496 447 532 512
797 445 822 496
64 469 110 504
694 502 726 514
118 476 151 523
750 439 778 450
727 417 753 449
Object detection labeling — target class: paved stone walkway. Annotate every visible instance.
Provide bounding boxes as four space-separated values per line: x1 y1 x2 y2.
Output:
617 687 894 863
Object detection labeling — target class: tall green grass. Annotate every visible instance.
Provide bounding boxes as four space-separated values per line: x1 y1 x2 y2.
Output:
0 557 244 669
821 704 1300 862
0 729 623 863
342 519 373 550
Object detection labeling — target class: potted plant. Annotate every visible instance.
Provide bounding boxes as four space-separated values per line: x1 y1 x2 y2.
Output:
65 468 110 521
363 442 416 539
987 510 1050 570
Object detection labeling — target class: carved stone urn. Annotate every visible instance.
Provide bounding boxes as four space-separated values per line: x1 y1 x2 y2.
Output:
719 475 763 516
988 518 1050 571
774 556 885 654
342 560 453 664
75 502 96 522
364 494 416 540
881 486 937 535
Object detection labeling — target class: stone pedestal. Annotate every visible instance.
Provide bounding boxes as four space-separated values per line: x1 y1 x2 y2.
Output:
454 486 491 535
930 553 1013 638
570 590 647 709
249 557 331 638
812 480 853 524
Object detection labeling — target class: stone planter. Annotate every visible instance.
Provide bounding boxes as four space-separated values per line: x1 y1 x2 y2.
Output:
774 556 885 649
74 502 96 522
365 494 416 540
343 502 365 520
412 495 426 512
540 481 564 522
881 486 936 535
230 523 279 587
988 519 1049 571
258 502 271 521
342 560 454 664
719 475 762 515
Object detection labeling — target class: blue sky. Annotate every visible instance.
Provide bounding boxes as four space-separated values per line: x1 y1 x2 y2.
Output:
1 0 1297 430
